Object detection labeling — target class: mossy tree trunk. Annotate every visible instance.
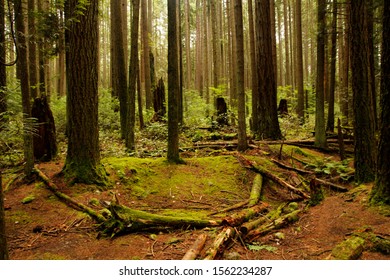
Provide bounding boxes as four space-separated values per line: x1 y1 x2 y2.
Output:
63 0 107 186
350 0 376 183
0 0 6 127
371 0 390 205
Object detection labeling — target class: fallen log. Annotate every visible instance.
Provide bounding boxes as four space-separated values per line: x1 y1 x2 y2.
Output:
270 158 314 175
313 178 348 192
182 233 208 260
209 199 250 216
33 168 106 223
245 210 301 241
105 203 222 237
234 154 310 200
222 203 269 227
204 227 236 260
240 203 286 235
248 174 263 206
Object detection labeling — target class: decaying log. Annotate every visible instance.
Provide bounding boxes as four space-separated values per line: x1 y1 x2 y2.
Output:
222 203 269 227
204 227 236 260
235 154 310 199
313 178 348 192
309 179 324 206
245 210 301 241
104 203 222 236
248 174 263 206
240 203 286 234
182 233 208 260
33 168 106 223
271 158 314 175
209 199 250 216
330 236 366 260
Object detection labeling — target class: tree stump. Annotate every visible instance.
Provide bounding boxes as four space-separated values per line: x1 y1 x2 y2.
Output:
277 99 288 116
151 78 166 122
31 96 58 161
216 97 229 126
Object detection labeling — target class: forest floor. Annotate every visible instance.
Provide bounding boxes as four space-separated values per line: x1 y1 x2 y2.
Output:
2 139 390 260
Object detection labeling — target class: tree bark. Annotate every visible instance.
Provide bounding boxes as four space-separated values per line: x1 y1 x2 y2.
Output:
314 0 327 148
248 174 263 206
126 0 140 151
64 0 107 185
167 0 181 163
350 0 376 183
15 0 34 177
111 0 128 139
295 0 304 123
204 227 236 260
182 233 208 260
371 0 390 205
234 0 248 151
0 0 6 127
254 0 282 140
141 0 152 109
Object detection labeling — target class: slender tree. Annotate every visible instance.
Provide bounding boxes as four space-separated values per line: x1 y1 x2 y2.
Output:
234 0 247 151
314 0 327 148
167 0 181 163
326 0 338 132
15 0 34 176
111 0 128 139
63 0 107 185
126 0 140 151
350 0 376 183
248 0 258 133
28 0 38 99
0 0 6 126
295 0 304 123
141 0 152 109
372 0 390 205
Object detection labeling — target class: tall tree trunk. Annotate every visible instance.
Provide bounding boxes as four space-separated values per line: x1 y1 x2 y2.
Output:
295 0 304 123
126 0 140 151
141 0 152 109
350 0 376 183
326 0 338 132
184 0 191 89
15 0 34 176
64 0 106 185
255 0 282 140
28 0 38 99
340 1 350 126
57 9 66 97
0 0 6 126
111 0 128 139
314 0 327 149
167 0 180 163
372 0 390 205
248 0 258 133
234 0 247 151
283 0 291 88
0 172 8 259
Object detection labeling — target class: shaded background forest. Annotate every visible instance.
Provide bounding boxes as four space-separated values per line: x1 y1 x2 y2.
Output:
0 1 389 208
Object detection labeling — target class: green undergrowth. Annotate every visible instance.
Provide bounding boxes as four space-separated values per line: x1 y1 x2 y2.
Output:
102 155 251 204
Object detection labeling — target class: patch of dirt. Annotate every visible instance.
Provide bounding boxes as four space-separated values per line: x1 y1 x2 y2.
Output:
3 152 390 260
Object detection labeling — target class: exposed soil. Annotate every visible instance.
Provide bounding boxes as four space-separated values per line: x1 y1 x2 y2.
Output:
2 146 390 260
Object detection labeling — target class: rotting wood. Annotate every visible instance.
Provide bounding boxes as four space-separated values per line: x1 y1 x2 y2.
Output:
209 199 250 216
234 154 310 199
245 210 301 241
240 203 286 234
271 158 314 175
104 203 222 237
203 227 236 260
248 174 263 206
313 178 348 192
222 203 269 227
182 233 208 260
33 168 106 223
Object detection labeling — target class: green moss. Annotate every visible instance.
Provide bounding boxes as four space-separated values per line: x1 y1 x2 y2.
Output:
21 195 35 204
63 161 109 188
7 211 32 224
103 156 246 202
331 236 366 260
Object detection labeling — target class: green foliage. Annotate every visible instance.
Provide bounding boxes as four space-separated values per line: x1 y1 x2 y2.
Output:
313 158 353 180
246 242 278 253
184 89 213 127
